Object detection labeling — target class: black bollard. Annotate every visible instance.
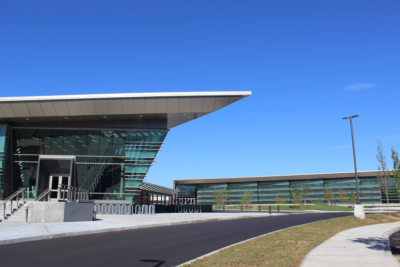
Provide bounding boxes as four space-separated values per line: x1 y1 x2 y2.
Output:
278 206 280 213
269 206 271 214
241 205 243 211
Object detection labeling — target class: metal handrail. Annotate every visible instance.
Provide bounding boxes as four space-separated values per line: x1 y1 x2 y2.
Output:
0 188 25 206
25 188 51 223
26 188 51 208
0 188 26 221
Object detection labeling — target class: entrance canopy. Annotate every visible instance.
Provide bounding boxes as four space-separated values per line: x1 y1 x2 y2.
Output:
0 91 251 129
36 157 75 197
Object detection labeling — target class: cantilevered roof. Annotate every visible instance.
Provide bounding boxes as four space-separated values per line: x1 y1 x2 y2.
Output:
140 182 178 195
0 91 251 129
174 171 380 185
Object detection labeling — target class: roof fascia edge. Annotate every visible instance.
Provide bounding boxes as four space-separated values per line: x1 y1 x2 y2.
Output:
0 91 252 103
174 171 381 183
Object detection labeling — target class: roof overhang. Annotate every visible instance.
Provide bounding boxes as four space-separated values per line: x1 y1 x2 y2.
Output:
0 91 251 129
140 182 178 195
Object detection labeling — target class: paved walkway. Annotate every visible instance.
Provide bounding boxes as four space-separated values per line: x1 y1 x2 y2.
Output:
301 221 400 267
0 212 283 245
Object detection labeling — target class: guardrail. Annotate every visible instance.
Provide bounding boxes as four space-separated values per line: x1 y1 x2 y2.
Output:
94 204 156 215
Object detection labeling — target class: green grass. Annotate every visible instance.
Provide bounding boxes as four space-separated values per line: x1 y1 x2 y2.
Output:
214 204 354 211
184 213 400 267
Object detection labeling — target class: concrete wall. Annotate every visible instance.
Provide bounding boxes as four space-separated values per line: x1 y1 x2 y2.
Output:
28 201 94 223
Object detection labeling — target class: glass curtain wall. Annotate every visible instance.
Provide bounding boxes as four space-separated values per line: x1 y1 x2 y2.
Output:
11 128 167 200
379 178 399 204
183 177 384 205
196 184 228 204
258 181 290 204
0 126 10 194
228 182 258 204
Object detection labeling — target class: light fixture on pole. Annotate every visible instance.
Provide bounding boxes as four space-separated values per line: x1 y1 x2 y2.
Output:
342 115 360 204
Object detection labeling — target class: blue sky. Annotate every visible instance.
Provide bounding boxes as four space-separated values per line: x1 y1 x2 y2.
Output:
1 1 399 187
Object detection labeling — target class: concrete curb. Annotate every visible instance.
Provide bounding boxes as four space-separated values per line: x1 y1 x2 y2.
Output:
0 213 286 246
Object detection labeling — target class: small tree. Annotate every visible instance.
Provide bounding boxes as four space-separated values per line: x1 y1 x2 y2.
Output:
290 181 310 208
393 148 400 178
392 148 400 198
333 188 337 206
240 190 253 207
275 193 287 204
311 198 324 205
338 189 347 204
349 192 357 207
376 140 391 214
323 187 334 206
213 187 229 206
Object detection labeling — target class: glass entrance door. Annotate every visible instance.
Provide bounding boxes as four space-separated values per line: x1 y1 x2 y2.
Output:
49 176 70 199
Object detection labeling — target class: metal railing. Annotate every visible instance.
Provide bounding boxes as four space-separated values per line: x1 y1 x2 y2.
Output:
0 188 26 221
178 198 198 205
175 204 202 213
58 185 89 202
29 188 51 204
218 204 281 214
94 204 156 215
25 188 51 222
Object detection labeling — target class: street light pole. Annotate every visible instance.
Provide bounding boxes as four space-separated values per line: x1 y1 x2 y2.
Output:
343 115 360 204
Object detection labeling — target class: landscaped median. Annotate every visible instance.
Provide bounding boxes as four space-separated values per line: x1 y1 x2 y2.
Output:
182 213 400 267
214 204 354 212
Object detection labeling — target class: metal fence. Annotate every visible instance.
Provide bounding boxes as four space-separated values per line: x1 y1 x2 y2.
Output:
94 204 156 215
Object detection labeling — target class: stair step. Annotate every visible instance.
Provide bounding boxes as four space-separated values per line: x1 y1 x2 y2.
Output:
0 202 30 223
1 201 52 223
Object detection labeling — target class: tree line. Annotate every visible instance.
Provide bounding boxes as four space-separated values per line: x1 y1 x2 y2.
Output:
212 182 358 207
376 140 400 214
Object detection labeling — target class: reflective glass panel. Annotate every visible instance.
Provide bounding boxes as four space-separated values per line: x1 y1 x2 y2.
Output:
100 130 113 156
64 130 76 155
76 130 88 155
14 129 26 154
25 129 40 154
52 130 64 155
113 131 125 156
40 129 52 155
88 130 100 155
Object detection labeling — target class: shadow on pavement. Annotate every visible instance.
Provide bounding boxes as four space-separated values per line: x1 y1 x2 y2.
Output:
351 237 390 252
139 259 166 267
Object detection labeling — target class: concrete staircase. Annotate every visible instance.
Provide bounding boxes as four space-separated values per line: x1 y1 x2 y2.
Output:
0 200 34 223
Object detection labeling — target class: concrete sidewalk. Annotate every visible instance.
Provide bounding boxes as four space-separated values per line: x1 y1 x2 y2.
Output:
301 221 400 267
0 212 284 245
